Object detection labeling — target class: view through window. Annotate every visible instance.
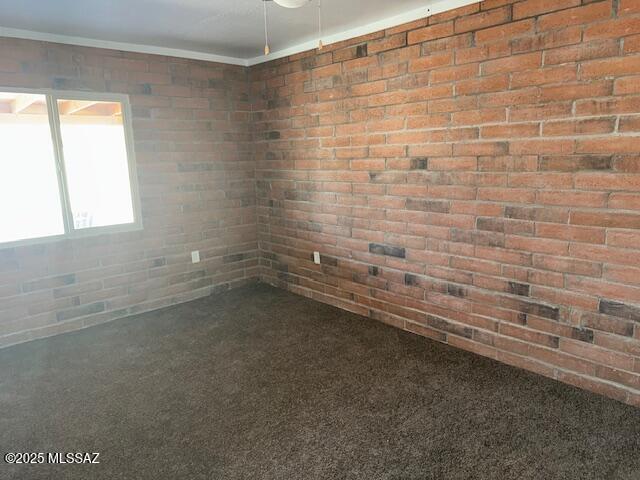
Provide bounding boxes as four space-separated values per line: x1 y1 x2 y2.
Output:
0 91 139 245
0 93 65 243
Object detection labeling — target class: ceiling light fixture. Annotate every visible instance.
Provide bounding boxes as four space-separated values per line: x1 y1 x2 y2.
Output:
273 0 311 8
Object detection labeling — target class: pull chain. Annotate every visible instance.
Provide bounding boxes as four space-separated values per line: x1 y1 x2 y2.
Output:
263 1 270 55
317 0 323 50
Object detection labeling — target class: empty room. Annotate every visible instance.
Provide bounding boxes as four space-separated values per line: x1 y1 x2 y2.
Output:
1 0 640 478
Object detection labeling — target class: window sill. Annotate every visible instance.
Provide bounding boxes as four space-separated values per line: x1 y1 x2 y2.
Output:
0 221 143 251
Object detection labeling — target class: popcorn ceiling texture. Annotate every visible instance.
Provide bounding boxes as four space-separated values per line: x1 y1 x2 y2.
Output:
250 0 640 407
1 0 640 407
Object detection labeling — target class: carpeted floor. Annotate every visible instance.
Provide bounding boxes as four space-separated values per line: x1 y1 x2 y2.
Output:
1 283 639 480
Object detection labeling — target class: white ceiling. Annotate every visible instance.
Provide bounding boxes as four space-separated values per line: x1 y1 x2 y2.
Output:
0 0 475 66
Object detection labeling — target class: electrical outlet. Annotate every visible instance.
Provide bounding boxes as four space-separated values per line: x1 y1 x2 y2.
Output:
313 251 321 264
191 251 200 263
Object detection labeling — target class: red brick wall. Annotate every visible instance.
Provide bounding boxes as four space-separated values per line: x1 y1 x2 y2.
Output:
0 38 257 347
251 0 640 407
2 0 639 407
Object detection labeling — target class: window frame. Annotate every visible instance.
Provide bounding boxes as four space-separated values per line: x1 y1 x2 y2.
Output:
0 87 143 249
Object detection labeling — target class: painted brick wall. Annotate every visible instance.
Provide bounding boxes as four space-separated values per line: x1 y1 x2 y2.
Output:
251 0 640 407
0 37 258 348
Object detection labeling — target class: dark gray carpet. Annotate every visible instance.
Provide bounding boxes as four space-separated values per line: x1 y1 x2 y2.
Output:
1 283 639 480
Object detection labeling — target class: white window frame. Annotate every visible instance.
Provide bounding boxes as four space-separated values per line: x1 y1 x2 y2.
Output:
0 87 143 249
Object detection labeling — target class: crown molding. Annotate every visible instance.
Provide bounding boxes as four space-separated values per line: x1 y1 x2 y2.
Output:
0 27 249 66
0 0 478 68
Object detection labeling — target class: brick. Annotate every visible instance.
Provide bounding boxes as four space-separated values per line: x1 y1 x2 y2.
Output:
409 157 428 169
430 64 479 84
428 157 478 171
368 243 406 258
481 123 539 138
473 215 508 233
457 74 510 95
508 281 531 297
607 230 640 248
575 96 640 116
582 312 635 337
510 102 573 122
481 52 542 75
406 198 451 213
56 302 105 322
406 114 450 129
452 228 505 248
369 145 405 157
501 297 560 321
537 190 607 208
596 365 640 391
478 187 536 203
614 155 640 172
509 140 575 156
570 211 640 229
455 42 511 65
515 0 582 19
332 43 368 62
480 0 518 9
539 155 612 171
368 33 407 54
540 81 612 102
581 56 640 79
429 3 480 24
537 1 612 32
426 315 473 338
536 223 605 244
150 85 191 97
446 283 468 298
452 108 506 126
533 255 602 277
620 0 640 16
542 119 615 137
454 141 508 156
575 173 640 190
408 22 454 44
569 244 640 269
312 63 341 79
604 265 640 286
599 300 640 322
512 26 583 54
609 193 640 210
406 321 448 341
511 65 577 88
475 19 535 44
626 35 640 54
505 235 569 255
614 76 640 95
350 80 386 96
454 6 511 34
585 17 640 41
546 40 620 66
408 52 453 72
504 205 568 223
500 323 559 348
22 274 76 293
576 137 640 155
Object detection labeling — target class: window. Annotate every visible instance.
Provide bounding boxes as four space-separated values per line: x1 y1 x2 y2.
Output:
0 89 141 247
